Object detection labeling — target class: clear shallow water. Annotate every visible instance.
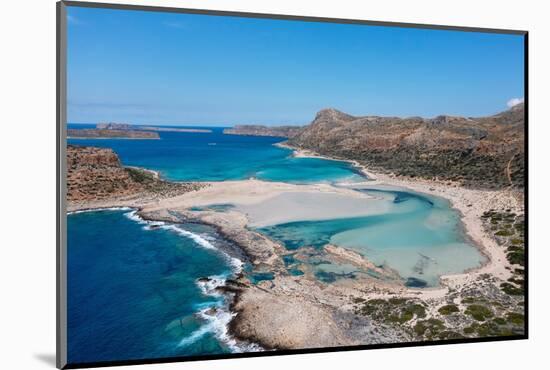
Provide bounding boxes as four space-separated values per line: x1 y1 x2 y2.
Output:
67 125 364 183
67 209 245 364
257 188 486 287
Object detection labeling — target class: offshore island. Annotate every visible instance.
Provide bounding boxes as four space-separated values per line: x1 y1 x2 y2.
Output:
67 104 525 352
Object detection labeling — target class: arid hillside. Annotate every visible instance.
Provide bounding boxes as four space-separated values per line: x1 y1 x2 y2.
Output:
289 104 525 189
67 145 204 203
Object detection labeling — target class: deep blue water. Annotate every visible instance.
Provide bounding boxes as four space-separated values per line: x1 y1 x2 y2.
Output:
67 209 241 364
67 124 363 183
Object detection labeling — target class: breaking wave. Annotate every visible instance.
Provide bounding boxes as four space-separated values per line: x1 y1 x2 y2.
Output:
121 209 258 353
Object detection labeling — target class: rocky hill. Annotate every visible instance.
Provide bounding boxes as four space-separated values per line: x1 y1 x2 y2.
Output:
67 145 204 203
224 125 303 138
68 129 159 139
288 104 525 189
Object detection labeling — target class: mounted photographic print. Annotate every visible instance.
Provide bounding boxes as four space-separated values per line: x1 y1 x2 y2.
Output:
56 1 528 368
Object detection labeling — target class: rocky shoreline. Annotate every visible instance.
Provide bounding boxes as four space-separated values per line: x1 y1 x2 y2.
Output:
67 143 525 351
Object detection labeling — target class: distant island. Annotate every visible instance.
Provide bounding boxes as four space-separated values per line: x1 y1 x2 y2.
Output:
97 122 212 133
224 124 303 138
67 129 160 139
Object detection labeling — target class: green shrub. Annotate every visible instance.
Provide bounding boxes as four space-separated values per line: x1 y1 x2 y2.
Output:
510 238 523 245
495 229 514 237
506 312 525 325
463 324 477 335
501 282 524 296
126 167 154 183
414 318 445 337
388 297 408 305
465 305 494 321
438 304 459 315
492 317 506 325
403 303 427 319
507 251 525 266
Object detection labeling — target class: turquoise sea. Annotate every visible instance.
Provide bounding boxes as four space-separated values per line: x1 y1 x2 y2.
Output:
68 125 364 183
67 124 485 364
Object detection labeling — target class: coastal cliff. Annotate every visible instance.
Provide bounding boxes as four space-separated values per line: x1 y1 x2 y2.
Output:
224 125 303 138
67 145 205 207
288 104 525 189
67 129 159 139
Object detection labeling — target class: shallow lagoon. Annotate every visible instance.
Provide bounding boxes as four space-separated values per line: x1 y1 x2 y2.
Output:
257 187 486 287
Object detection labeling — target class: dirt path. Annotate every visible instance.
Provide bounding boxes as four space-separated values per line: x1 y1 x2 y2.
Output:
505 153 516 186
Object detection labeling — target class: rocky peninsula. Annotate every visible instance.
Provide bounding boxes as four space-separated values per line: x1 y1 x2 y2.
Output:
224 124 303 138
67 128 159 139
97 122 212 133
67 145 206 211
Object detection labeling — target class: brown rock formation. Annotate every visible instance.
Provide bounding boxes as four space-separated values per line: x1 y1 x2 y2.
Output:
67 145 204 204
289 104 525 189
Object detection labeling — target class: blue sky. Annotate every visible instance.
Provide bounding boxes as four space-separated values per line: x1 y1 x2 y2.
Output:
67 6 525 126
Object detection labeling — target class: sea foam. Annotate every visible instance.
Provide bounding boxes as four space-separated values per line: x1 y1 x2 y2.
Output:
191 275 263 353
68 206 133 215
121 209 254 352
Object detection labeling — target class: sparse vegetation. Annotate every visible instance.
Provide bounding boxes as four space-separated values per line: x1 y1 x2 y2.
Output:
465 305 494 321
353 298 426 325
438 304 459 315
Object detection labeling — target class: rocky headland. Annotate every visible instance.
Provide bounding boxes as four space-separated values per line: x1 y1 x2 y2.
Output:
97 122 211 133
67 128 160 139
67 145 206 211
288 104 525 190
224 125 303 138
